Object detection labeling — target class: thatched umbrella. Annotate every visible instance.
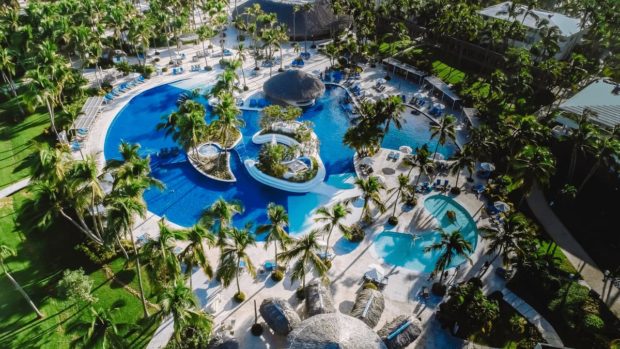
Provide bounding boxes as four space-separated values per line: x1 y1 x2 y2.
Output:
287 313 387 349
350 289 385 328
304 280 336 317
377 315 422 349
259 297 301 336
233 0 352 41
263 70 325 105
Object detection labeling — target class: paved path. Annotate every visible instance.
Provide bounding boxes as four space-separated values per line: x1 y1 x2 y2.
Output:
501 289 563 347
527 184 620 317
0 178 30 198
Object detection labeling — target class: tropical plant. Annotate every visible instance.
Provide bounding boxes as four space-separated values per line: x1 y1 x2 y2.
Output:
565 109 597 183
0 244 44 318
387 174 410 220
577 127 620 193
216 227 256 300
277 230 328 292
76 307 133 349
511 145 556 203
142 219 183 286
178 224 216 289
354 176 386 223
429 114 457 161
256 203 290 267
449 147 475 190
314 202 351 257
424 229 473 285
200 198 244 243
480 213 534 266
57 268 97 304
211 92 244 149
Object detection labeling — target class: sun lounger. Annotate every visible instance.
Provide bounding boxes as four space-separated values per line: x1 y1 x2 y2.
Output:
392 152 400 161
249 99 257 108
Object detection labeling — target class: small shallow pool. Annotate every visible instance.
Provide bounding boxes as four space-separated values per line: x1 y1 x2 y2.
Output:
104 83 458 235
373 195 478 272
198 144 220 157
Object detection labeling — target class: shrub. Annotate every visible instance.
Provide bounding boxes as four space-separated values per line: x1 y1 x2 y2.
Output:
583 314 605 332
271 270 284 282
363 282 378 290
233 291 246 303
346 224 365 243
57 268 97 304
388 216 398 225
508 314 527 337
75 241 118 265
251 323 263 336
132 64 155 78
450 187 461 195
437 281 499 336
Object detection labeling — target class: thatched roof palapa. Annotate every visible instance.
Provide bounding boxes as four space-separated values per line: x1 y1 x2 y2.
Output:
263 70 325 104
234 0 352 41
304 280 336 317
350 289 385 328
377 315 422 349
259 297 301 335
287 313 387 349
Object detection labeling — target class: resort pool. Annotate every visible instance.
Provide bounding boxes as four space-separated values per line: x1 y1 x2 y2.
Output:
104 83 458 235
373 195 478 272
198 144 220 157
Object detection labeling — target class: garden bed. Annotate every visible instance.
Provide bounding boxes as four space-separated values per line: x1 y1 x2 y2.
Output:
189 152 235 182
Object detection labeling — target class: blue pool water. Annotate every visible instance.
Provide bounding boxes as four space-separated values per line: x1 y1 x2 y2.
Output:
104 83 457 234
373 195 478 272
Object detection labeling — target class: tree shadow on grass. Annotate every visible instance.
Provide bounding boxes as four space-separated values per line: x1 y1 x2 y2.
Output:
110 269 136 289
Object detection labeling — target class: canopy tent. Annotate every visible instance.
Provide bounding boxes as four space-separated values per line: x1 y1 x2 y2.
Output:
462 107 480 128
179 33 199 44
364 264 385 283
350 288 385 328
423 76 461 109
259 298 301 335
382 58 427 84
71 96 104 133
287 313 387 349
234 0 351 41
304 280 336 317
377 315 422 349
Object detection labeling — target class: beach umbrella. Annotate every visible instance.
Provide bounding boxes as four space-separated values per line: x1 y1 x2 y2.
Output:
493 201 510 213
399 145 413 154
364 264 385 283
479 162 496 172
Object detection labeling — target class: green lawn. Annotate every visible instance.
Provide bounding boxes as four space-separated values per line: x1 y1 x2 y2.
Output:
431 60 466 85
0 103 53 189
0 191 160 348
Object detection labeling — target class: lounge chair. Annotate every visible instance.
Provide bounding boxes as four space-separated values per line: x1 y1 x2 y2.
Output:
392 152 400 161
249 99 257 108
387 151 395 160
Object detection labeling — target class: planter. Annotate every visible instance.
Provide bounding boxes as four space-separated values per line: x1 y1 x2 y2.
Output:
251 323 264 336
388 216 399 225
271 269 284 282
243 85 249 91
234 291 246 303
450 187 461 195
296 287 305 300
431 282 447 296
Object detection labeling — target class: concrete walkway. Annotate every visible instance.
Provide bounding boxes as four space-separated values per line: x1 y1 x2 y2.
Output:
527 184 620 317
0 178 30 198
501 289 563 347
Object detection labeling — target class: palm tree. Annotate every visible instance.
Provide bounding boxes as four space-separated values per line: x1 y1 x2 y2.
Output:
0 47 24 116
105 187 150 318
197 25 215 68
158 280 212 345
412 144 433 189
142 219 183 286
314 202 351 257
200 198 244 242
566 109 597 183
78 307 133 348
0 244 44 318
178 224 216 289
211 92 244 149
302 3 313 54
256 203 290 267
577 128 620 193
424 229 473 284
216 227 256 300
278 230 328 292
293 5 300 40
25 67 60 139
481 213 533 267
343 120 384 158
449 147 475 189
511 145 556 204
387 174 409 219
176 108 210 157
354 176 386 223
429 114 456 161
378 94 406 136
235 43 248 89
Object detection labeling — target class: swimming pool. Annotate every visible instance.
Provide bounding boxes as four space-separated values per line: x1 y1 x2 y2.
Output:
373 195 478 272
104 83 458 235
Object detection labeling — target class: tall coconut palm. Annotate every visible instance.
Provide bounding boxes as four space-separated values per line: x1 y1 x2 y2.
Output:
1 244 44 318
216 227 256 299
256 203 290 266
314 202 351 257
142 219 183 286
429 114 456 161
511 145 556 204
0 47 24 116
424 229 472 284
69 155 107 246
74 306 134 348
178 224 216 289
449 147 475 189
302 3 313 54
293 5 300 40
158 280 212 345
354 176 386 223
277 230 328 291
25 67 60 139
577 128 620 193
481 212 533 266
197 25 215 68
387 174 409 219
566 109 597 183
105 186 150 318
211 92 244 149
235 44 248 89
343 120 384 158
200 198 244 242
378 95 406 136
412 144 433 188
176 108 210 157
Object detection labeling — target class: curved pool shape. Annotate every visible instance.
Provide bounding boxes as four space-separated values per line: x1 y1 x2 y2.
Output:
373 195 478 272
198 144 220 157
104 83 458 234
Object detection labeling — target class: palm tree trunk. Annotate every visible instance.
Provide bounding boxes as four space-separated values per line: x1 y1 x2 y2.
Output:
392 190 401 216
60 209 102 244
325 227 334 257
455 171 461 188
3 270 44 318
130 234 149 318
577 161 599 194
236 259 241 295
201 40 209 68
274 243 278 266
45 98 60 139
568 147 578 183
116 236 130 260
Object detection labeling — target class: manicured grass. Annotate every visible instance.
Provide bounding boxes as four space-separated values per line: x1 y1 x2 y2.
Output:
537 240 578 275
0 191 160 349
431 60 466 85
0 102 53 189
468 297 542 349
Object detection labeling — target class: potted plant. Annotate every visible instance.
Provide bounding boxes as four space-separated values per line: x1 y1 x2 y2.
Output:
446 210 457 223
388 216 399 225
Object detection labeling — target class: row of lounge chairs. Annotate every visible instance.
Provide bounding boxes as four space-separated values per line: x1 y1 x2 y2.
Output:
172 67 185 75
291 58 305 67
415 179 451 193
71 128 89 151
387 151 400 161
157 147 180 158
104 75 146 102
